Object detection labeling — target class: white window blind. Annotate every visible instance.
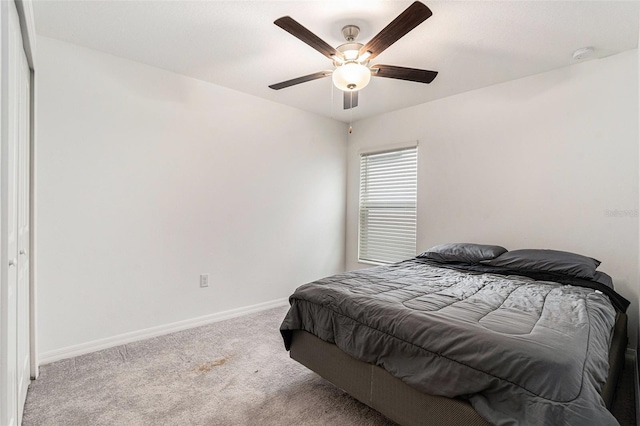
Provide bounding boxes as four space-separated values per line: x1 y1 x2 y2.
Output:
358 146 417 264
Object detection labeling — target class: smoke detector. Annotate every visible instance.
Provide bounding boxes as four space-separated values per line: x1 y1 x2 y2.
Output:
572 47 594 61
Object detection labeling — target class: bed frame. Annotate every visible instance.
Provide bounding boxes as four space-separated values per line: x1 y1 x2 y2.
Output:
289 312 628 426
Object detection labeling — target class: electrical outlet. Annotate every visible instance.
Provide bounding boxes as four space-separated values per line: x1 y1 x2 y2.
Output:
200 274 209 288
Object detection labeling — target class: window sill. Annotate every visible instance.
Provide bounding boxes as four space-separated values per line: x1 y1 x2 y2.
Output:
358 260 387 267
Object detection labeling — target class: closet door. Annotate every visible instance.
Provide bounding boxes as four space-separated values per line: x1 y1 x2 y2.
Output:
15 15 30 420
1 1 30 424
1 1 20 424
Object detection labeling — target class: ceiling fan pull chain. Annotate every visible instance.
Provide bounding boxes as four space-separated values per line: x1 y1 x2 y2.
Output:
349 92 353 134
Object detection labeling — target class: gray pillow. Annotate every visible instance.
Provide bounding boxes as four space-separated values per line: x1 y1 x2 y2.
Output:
418 243 508 264
593 271 614 289
481 249 601 279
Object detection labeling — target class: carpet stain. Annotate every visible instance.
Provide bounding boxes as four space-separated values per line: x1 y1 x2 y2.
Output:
196 356 232 372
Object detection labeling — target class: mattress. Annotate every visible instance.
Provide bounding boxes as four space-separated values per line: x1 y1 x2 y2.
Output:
280 259 628 425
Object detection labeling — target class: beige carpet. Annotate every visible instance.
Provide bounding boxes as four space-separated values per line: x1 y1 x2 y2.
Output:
24 305 635 425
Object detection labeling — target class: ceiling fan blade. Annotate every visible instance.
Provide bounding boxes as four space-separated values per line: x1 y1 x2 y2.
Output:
269 71 332 90
343 91 359 110
371 65 438 84
275 16 343 60
359 2 432 61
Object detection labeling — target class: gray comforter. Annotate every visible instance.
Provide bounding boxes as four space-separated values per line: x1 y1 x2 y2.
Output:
280 260 618 425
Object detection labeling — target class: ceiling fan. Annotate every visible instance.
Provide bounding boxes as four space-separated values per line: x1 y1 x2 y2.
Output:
269 1 438 110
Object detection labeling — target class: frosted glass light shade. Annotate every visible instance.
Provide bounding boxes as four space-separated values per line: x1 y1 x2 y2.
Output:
332 63 371 91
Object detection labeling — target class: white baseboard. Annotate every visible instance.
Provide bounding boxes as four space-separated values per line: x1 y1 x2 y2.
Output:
39 297 289 365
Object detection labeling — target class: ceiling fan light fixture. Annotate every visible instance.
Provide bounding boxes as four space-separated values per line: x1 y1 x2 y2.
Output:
359 50 372 62
335 42 366 65
344 49 359 61
332 63 371 91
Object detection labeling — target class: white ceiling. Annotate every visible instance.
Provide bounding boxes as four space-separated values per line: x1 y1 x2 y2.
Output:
33 1 639 123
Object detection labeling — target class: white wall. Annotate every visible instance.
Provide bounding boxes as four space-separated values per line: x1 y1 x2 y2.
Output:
347 50 639 345
36 36 347 357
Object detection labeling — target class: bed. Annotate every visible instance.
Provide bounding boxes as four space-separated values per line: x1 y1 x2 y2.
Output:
280 244 630 426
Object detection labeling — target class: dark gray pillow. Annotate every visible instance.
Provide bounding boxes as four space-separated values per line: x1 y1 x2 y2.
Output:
593 271 614 289
480 249 601 279
417 243 508 264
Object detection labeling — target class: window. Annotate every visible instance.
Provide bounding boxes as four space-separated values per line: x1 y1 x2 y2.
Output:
358 146 418 264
